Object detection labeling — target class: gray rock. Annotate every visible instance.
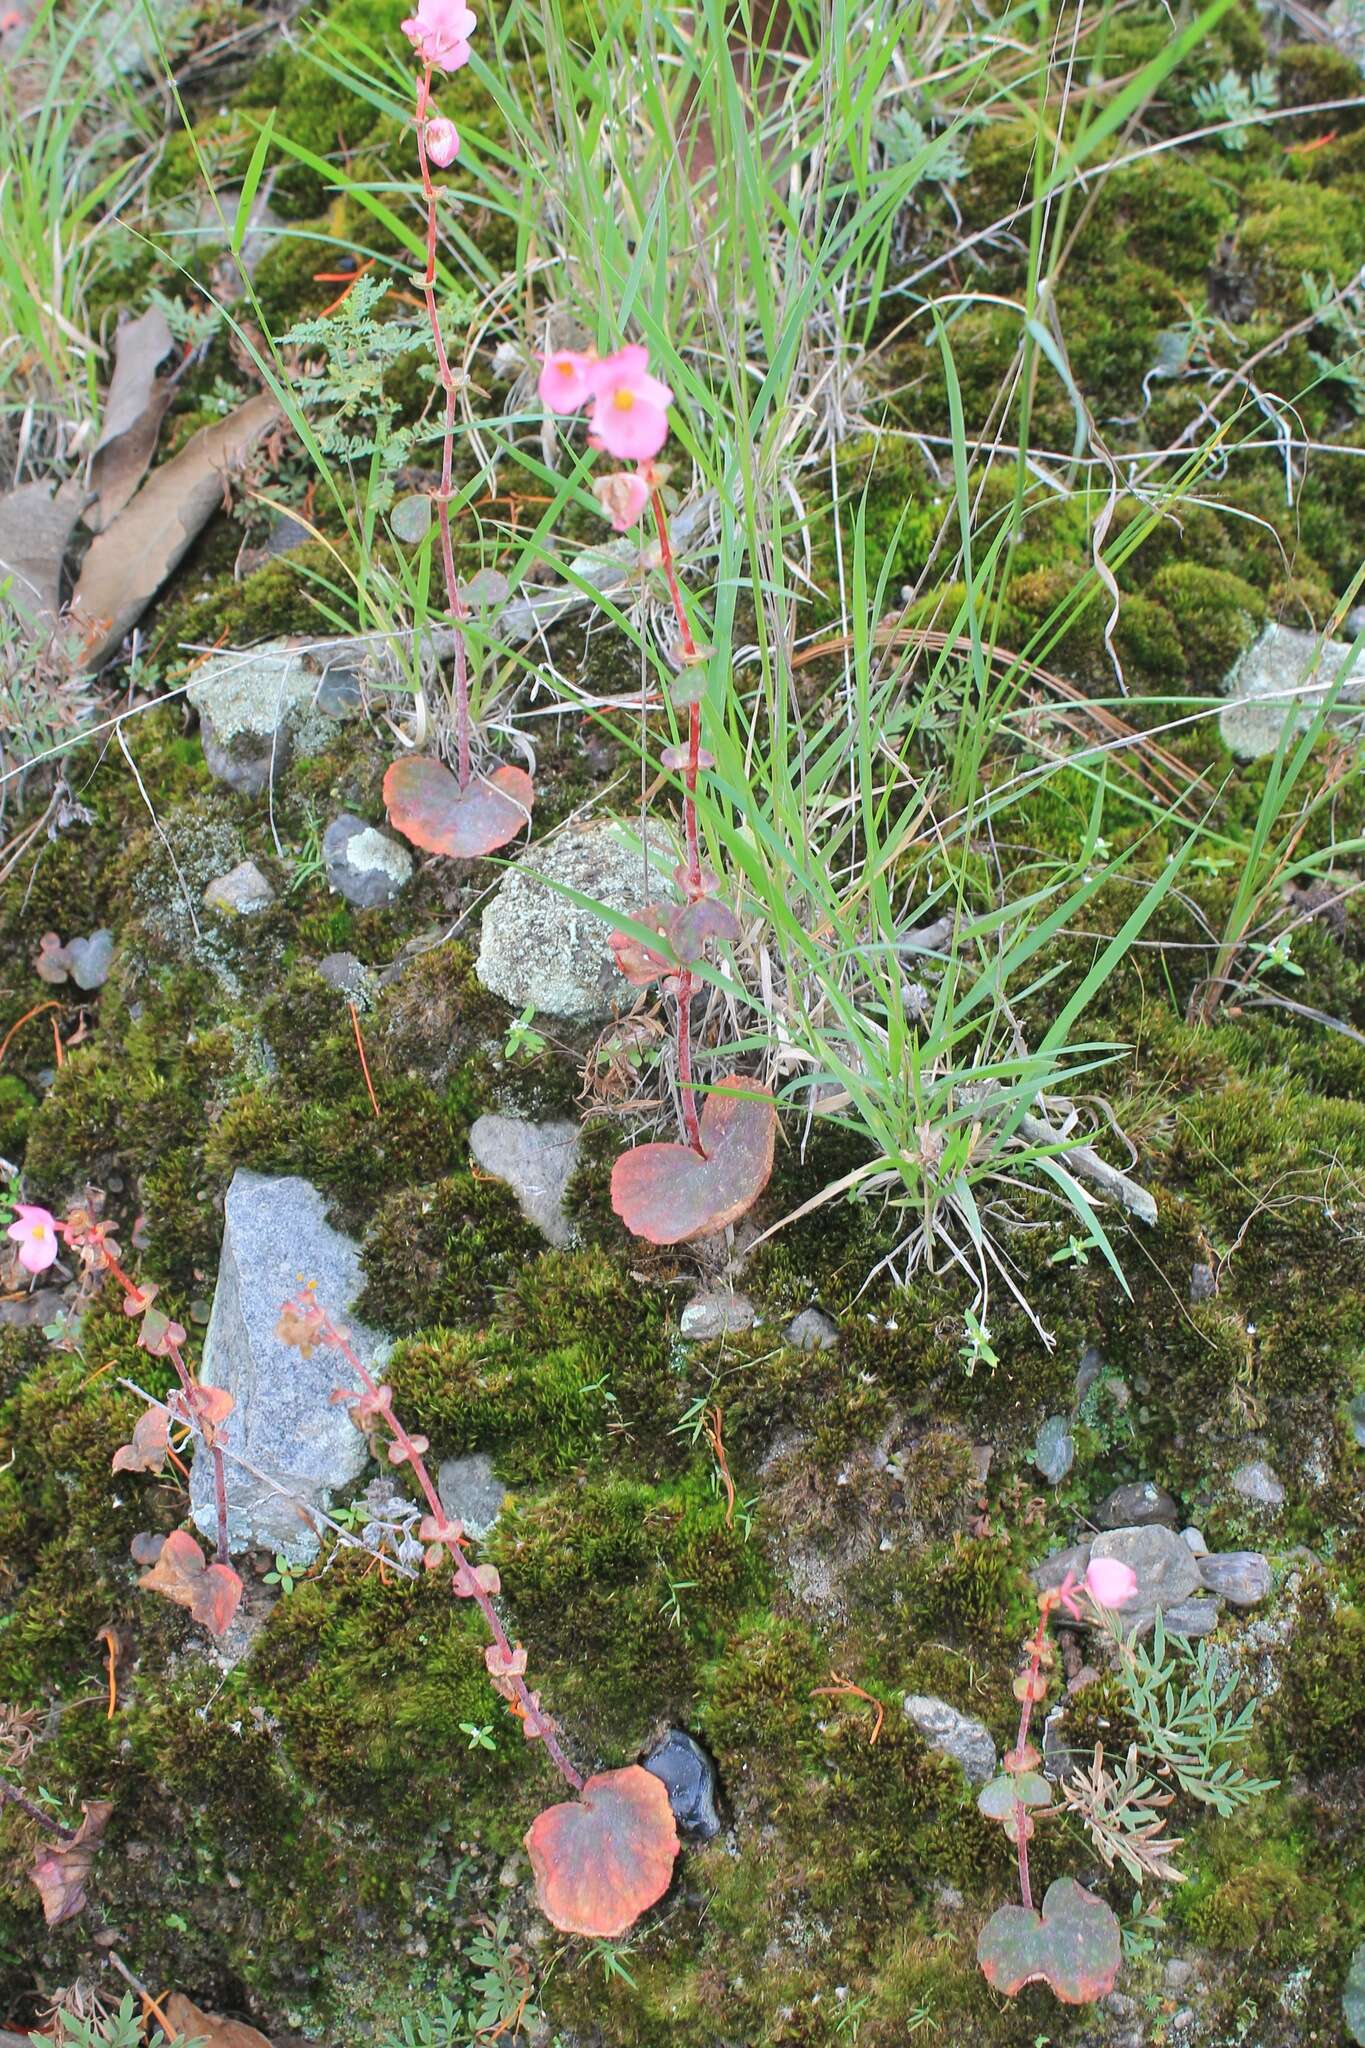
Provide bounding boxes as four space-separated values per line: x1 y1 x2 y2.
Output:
1181 1526 1208 1556
642 1728 722 1840
1190 1262 1216 1302
784 1306 839 1352
437 1452 506 1542
323 814 413 909
1032 1540 1093 1593
902 1695 997 1785
316 952 370 1000
1033 1415 1075 1485
476 820 672 1023
1345 1937 1365 2047
680 1291 756 1341
1348 1390 1365 1450
1159 1598 1223 1639
203 859 275 916
189 1168 387 1561
1220 624 1363 761
1231 1458 1285 1508
1089 1525 1202 1624
187 638 341 794
1097 1480 1178 1529
1199 1551 1272 1607
1164 1958 1197 1994
467 1114 580 1248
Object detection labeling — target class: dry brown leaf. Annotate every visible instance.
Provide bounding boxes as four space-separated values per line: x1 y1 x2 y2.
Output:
29 1799 113 1926
163 1994 275 2048
86 304 178 532
70 391 280 670
0 476 86 629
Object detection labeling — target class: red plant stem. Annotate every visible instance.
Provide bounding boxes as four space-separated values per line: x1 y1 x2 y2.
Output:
1010 1604 1052 1912
648 484 705 1155
164 1336 230 1567
317 1303 584 1793
0 1778 75 1839
415 67 472 789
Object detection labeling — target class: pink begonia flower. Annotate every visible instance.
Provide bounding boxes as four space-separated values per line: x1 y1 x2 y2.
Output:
592 470 651 532
587 345 673 462
1084 1557 1138 1609
538 348 597 414
423 115 460 167
7 1203 59 1276
401 0 476 72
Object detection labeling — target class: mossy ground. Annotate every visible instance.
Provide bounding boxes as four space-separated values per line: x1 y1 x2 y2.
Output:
1 2 1363 2042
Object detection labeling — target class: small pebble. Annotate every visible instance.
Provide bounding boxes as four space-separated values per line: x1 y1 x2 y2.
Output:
680 1291 756 1341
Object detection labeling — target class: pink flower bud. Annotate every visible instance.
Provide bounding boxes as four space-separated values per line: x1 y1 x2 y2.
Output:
423 115 459 167
1084 1557 1138 1609
592 469 650 532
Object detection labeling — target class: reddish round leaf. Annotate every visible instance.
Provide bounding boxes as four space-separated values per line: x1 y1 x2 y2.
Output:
977 1877 1122 2003
384 756 534 860
611 1077 776 1244
525 1764 680 1938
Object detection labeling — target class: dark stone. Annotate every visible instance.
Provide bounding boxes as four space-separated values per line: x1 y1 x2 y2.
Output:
1190 1262 1216 1302
642 1728 722 1840
1096 1480 1178 1529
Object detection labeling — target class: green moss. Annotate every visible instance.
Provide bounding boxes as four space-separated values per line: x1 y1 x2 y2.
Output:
1146 562 1267 686
489 1472 764 1751
247 1560 533 1830
388 1322 612 1479
1273 1580 1365 1773
0 1074 36 1157
359 1174 543 1333
1235 177 1365 316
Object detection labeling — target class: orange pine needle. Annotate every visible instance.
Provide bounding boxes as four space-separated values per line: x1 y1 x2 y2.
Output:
0 999 62 1069
811 1670 886 1744
51 1015 64 1067
99 1630 118 1719
703 1405 736 1527
349 1001 381 1118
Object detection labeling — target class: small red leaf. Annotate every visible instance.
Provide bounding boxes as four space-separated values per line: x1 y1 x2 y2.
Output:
30 1800 113 1927
608 904 673 987
139 1528 242 1636
524 1765 680 1938
611 1078 776 1244
977 1878 1122 2003
138 1304 187 1357
667 896 739 963
112 1407 170 1475
384 756 533 860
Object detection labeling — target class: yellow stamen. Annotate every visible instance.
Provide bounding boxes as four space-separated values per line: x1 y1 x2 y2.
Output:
613 389 635 411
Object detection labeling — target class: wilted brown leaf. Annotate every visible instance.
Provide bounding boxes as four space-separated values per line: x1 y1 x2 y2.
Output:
112 1406 170 1474
29 1799 113 1927
139 1528 242 1636
86 305 177 532
0 476 86 630
524 1765 679 1938
163 1993 275 2048
70 392 280 670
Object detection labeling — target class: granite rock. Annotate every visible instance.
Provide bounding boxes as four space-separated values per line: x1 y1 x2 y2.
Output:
476 820 671 1023
1219 623 1363 761
203 859 275 916
467 1114 580 1248
188 1169 388 1561
902 1694 997 1785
